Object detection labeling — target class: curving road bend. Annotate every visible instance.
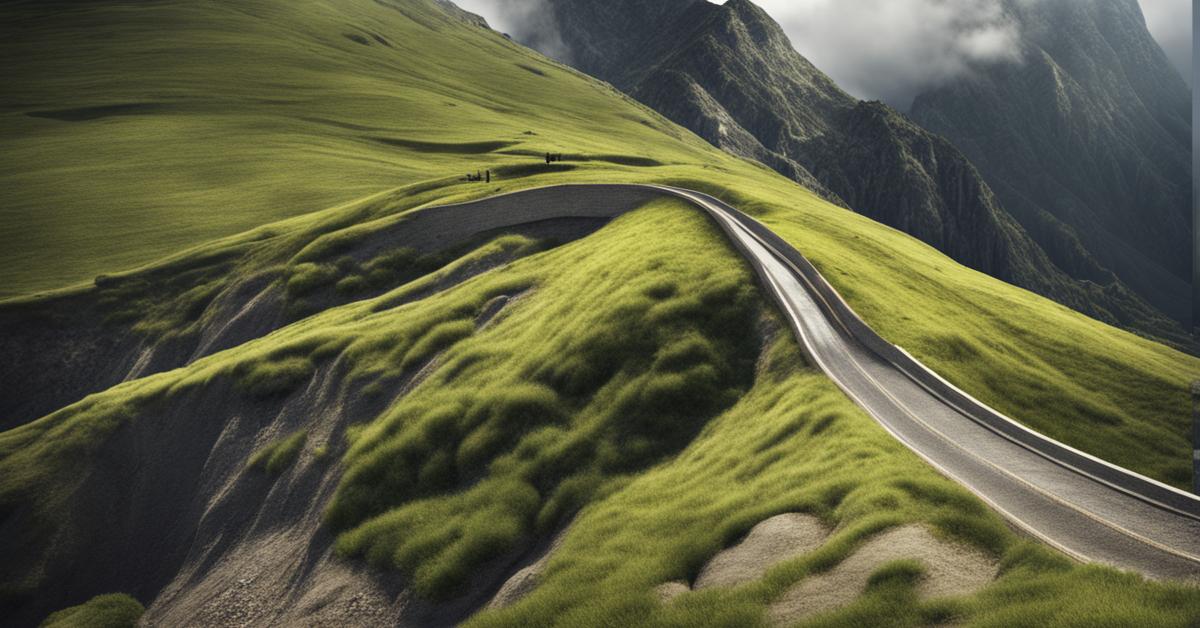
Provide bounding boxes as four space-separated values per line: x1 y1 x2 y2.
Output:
649 185 1200 581
419 183 1200 580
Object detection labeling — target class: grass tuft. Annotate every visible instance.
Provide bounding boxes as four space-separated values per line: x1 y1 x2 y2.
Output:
39 593 144 628
237 356 315 399
248 430 308 475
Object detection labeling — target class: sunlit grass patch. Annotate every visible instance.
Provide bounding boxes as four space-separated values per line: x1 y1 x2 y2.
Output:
248 429 308 475
326 200 764 597
39 593 143 628
236 356 315 399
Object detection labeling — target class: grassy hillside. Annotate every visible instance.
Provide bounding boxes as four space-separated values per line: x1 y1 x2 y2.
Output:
2 0 1199 624
0 0 713 299
661 174 1200 488
5 199 1197 626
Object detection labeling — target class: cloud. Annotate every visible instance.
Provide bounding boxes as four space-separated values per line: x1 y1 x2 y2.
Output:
748 0 1191 102
736 0 1023 108
1139 0 1191 85
453 0 1191 99
452 0 572 61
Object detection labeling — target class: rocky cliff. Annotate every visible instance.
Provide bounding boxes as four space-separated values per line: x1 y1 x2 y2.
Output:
910 0 1192 323
523 0 1188 344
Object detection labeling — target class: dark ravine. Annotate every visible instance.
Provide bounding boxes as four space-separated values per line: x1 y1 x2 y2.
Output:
515 0 1191 347
910 0 1192 324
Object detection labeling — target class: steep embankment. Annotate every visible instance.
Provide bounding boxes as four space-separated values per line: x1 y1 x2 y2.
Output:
911 0 1192 322
2 0 1199 625
530 0 1186 344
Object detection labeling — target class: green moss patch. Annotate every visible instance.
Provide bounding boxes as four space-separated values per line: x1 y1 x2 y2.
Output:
40 593 143 628
248 430 308 475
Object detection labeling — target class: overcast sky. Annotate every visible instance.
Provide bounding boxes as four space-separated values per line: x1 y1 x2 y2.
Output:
1139 0 1193 84
739 0 1192 105
457 0 1192 108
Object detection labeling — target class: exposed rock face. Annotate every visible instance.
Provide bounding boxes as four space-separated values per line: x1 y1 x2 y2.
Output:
523 0 1189 344
910 0 1192 322
800 101 1033 284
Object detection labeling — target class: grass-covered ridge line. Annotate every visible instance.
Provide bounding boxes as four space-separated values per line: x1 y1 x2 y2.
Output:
11 162 1196 493
4 199 1197 625
0 0 711 299
1 0 1198 621
328 200 762 597
0 200 752 600
1 0 1192 488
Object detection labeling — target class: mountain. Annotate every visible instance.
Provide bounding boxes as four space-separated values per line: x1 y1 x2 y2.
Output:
521 0 1187 344
910 0 1192 323
3 0 1199 625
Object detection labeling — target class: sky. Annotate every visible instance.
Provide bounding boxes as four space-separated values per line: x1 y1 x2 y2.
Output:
740 0 1192 105
455 0 1192 108
1139 0 1193 84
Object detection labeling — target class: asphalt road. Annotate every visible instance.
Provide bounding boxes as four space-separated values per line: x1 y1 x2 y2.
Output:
422 182 1200 581
652 185 1200 582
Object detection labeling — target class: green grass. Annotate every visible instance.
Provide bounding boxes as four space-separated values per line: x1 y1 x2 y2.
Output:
326 201 761 597
237 356 316 399
665 177 1200 487
4 0 1190 487
39 593 143 628
0 0 712 299
2 200 1196 625
2 0 1192 486
247 429 308 475
457 310 1198 627
2 0 1199 623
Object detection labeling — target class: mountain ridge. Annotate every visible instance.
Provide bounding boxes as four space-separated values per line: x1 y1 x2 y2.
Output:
910 0 1192 322
524 0 1188 345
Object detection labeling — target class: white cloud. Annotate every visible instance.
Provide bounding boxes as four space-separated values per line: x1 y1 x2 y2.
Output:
733 0 1191 101
453 0 572 61
735 0 1022 107
454 0 1191 101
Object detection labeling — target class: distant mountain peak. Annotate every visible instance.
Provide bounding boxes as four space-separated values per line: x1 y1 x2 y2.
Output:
516 0 1188 341
912 0 1192 322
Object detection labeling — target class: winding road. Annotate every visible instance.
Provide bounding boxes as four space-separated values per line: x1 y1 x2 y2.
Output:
656 184 1200 581
431 183 1200 581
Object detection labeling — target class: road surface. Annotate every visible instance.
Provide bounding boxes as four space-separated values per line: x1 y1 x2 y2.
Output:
655 185 1200 581
420 183 1200 580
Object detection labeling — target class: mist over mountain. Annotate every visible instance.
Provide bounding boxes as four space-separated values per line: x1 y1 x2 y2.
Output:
910 0 1193 323
491 0 1187 343
729 0 1025 107
461 0 1192 106
744 0 1191 103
